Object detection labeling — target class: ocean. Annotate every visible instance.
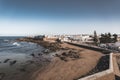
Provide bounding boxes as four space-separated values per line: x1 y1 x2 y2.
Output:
0 36 45 80
0 36 44 55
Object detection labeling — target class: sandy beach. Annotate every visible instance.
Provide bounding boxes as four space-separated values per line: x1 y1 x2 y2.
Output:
31 43 103 80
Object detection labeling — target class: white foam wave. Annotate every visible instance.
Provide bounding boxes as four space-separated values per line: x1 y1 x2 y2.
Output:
12 42 20 46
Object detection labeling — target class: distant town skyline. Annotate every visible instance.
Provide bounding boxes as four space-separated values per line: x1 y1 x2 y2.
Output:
0 0 120 36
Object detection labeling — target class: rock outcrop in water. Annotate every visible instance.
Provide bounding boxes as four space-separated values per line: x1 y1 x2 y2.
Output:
30 53 35 57
9 60 17 66
4 59 10 63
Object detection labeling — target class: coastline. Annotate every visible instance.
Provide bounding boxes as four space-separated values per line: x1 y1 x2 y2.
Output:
16 37 61 52
16 37 103 80
0 37 54 80
31 43 103 80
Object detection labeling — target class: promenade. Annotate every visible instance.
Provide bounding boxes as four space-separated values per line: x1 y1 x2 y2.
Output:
66 42 120 80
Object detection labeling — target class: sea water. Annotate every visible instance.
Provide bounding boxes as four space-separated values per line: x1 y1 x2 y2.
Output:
0 36 45 80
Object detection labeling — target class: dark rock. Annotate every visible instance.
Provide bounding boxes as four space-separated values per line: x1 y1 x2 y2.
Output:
4 59 10 63
30 53 35 57
43 49 50 53
10 60 17 66
60 56 67 61
68 50 73 53
55 54 60 57
38 53 42 56
73 54 80 59
61 52 67 56
19 68 26 72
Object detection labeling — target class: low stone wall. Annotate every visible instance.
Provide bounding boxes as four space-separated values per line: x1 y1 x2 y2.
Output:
66 42 120 80
78 53 115 80
113 54 120 77
66 42 111 54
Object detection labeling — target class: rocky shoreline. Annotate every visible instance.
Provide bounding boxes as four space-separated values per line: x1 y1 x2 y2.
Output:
23 40 103 80
17 37 61 52
0 37 57 80
16 37 104 80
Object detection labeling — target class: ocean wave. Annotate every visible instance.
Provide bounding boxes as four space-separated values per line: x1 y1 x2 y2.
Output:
12 42 20 46
4 39 9 42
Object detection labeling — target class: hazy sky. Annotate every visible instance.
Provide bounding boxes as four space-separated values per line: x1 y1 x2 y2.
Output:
0 0 120 36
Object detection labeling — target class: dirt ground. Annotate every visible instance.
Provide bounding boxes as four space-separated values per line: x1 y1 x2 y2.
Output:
31 43 103 80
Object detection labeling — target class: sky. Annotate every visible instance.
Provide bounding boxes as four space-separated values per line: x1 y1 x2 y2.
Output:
0 0 120 36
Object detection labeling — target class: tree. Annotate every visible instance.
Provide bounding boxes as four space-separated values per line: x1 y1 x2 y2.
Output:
99 33 106 43
99 33 117 43
107 32 112 43
113 34 118 42
108 32 111 38
93 30 99 45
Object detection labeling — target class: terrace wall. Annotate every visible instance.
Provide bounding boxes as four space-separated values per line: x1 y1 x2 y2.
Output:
78 53 116 80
